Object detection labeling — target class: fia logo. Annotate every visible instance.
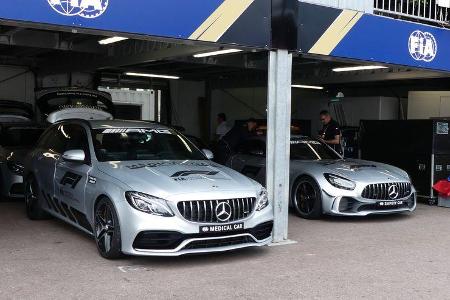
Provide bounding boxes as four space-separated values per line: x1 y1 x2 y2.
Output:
47 0 108 19
408 30 437 62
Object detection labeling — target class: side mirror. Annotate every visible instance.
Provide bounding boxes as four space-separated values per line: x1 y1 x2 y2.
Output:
62 150 85 163
202 149 214 160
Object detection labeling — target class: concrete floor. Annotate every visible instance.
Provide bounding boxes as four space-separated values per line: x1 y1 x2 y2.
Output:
1 201 450 299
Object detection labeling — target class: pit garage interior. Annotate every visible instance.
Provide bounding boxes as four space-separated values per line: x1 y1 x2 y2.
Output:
1 0 450 298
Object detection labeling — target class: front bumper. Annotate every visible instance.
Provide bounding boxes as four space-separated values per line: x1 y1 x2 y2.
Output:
116 200 273 256
0 164 24 198
322 187 417 216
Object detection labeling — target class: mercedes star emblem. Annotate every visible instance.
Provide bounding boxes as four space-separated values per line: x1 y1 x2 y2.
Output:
388 184 400 200
215 202 232 222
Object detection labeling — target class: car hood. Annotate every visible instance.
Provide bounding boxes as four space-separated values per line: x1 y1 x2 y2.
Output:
97 160 258 198
304 159 409 182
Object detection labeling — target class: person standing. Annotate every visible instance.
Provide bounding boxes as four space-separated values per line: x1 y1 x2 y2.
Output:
215 113 230 140
215 118 258 164
318 110 342 154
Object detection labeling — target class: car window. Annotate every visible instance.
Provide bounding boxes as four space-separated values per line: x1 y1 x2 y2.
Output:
37 126 60 151
64 124 89 153
238 139 266 156
92 128 206 162
48 125 69 154
290 139 341 160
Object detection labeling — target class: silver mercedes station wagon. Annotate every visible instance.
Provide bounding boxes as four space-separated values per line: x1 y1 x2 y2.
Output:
24 120 273 259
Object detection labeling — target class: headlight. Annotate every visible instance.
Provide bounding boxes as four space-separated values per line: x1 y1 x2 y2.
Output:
125 192 174 217
7 161 24 175
255 187 269 211
324 173 356 190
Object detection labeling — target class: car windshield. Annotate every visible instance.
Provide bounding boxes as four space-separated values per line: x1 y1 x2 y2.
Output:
92 128 206 162
290 139 341 160
1 127 44 147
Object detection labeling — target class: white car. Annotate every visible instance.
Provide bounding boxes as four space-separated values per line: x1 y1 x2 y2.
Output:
24 119 273 258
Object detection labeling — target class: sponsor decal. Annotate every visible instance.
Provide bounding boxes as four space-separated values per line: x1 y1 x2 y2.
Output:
58 104 104 111
48 0 108 19
60 172 82 189
102 128 172 134
126 161 210 170
290 140 321 145
200 223 244 233
88 176 97 184
408 30 437 62
170 170 220 182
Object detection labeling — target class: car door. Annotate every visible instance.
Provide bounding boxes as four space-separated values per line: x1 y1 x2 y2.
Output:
229 139 266 184
54 123 92 228
33 125 67 206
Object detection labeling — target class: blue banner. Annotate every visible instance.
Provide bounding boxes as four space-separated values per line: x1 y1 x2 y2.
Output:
0 0 224 39
332 14 450 72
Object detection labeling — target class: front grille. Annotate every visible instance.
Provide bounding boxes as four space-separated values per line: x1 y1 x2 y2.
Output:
177 198 256 223
184 236 255 250
361 182 411 200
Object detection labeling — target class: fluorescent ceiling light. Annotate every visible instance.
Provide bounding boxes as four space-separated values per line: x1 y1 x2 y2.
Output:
125 72 180 80
98 36 129 45
292 84 324 90
193 49 243 58
332 65 388 72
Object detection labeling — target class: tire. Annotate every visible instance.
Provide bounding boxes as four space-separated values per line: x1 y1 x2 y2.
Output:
94 197 123 259
292 176 323 219
24 175 49 220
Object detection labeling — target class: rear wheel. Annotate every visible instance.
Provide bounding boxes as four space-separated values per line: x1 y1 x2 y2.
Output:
94 197 123 259
292 177 322 219
24 176 49 220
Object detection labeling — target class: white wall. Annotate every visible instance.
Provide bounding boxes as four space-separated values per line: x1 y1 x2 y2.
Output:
301 0 373 13
0 66 35 105
99 88 156 121
170 80 205 137
211 87 268 135
292 91 399 135
408 91 450 119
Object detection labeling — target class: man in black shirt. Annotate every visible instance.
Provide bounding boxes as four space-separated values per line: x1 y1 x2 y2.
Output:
215 118 258 164
318 110 342 154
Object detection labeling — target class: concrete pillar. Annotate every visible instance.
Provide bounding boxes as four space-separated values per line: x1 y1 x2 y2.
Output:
266 50 292 243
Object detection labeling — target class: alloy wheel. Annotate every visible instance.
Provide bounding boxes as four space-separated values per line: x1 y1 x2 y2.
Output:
95 203 116 253
296 182 317 214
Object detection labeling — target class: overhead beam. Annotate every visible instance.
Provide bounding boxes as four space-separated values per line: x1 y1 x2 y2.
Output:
0 29 106 54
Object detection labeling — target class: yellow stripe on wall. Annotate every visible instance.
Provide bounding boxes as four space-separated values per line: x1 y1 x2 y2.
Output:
190 0 254 42
309 10 363 55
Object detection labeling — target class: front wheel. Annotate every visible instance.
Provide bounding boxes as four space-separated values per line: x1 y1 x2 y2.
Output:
24 176 49 220
292 177 323 219
95 198 123 259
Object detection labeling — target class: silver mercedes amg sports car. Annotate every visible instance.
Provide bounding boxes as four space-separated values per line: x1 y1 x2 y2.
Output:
228 135 416 219
24 120 273 258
